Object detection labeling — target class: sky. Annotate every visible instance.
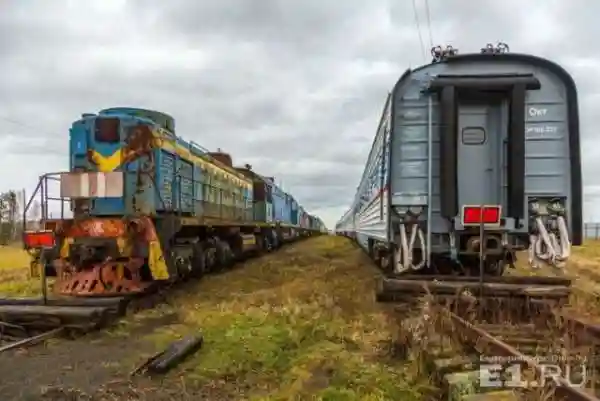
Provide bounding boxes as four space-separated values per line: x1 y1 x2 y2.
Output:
1 0 600 229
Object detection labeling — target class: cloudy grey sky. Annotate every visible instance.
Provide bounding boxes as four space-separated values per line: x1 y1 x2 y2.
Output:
1 0 599 228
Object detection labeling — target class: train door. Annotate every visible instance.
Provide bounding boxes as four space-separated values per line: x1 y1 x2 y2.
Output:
456 102 502 208
265 183 273 223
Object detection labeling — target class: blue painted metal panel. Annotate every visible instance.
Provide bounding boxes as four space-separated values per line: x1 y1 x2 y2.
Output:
69 122 88 158
176 157 194 213
272 186 285 222
193 164 203 215
157 150 175 211
290 198 299 225
282 193 293 224
69 108 298 223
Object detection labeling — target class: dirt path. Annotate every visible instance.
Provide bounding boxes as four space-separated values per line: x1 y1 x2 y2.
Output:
0 311 186 401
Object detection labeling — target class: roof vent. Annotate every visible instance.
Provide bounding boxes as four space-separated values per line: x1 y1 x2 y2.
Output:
431 45 459 63
481 42 510 55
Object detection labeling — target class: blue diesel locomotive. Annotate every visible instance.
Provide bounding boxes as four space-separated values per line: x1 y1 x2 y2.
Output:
24 107 325 296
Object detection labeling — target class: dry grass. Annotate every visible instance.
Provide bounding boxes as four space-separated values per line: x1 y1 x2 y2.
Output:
117 236 430 401
510 241 600 320
0 244 42 297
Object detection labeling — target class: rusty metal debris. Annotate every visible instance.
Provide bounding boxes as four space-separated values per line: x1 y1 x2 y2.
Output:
130 334 204 376
446 311 599 401
0 327 64 353
380 271 600 400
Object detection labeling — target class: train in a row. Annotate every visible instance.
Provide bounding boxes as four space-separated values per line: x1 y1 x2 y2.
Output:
23 107 326 296
335 43 582 276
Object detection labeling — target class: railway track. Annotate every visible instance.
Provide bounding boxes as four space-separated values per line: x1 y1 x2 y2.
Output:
0 286 165 353
379 275 600 401
0 239 308 353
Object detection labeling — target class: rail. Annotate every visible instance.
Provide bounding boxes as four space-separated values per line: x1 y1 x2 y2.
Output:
377 270 600 399
446 310 599 401
0 327 64 354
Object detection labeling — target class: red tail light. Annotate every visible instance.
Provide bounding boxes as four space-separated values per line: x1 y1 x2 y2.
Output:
23 230 56 249
462 205 501 226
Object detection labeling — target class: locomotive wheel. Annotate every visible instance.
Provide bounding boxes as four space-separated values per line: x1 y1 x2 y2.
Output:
486 259 507 276
190 243 207 278
204 246 217 271
263 234 273 252
215 240 234 270
255 235 265 255
174 255 193 280
270 232 280 250
379 252 394 275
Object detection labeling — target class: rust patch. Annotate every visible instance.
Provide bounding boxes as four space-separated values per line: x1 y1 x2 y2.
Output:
56 258 150 296
51 217 158 296
124 124 155 159
59 218 127 238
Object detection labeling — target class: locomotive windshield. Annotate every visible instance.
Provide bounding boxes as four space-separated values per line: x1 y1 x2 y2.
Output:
94 118 120 143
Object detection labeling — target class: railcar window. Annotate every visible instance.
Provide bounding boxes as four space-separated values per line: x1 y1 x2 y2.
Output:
94 118 121 143
461 126 486 145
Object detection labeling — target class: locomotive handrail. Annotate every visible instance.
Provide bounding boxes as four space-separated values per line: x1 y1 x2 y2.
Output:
189 141 210 155
25 170 255 226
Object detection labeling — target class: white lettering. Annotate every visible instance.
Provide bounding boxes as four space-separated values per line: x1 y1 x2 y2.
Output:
479 362 587 389
540 364 562 387
528 107 548 117
503 364 528 388
526 126 558 134
479 364 503 387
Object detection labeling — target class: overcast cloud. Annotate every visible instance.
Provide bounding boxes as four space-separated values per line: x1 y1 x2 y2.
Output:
1 0 599 228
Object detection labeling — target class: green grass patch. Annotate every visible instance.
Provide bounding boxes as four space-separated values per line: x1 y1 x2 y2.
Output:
138 237 428 401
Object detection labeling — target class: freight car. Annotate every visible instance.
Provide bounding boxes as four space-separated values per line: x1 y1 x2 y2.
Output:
23 107 324 296
335 43 582 276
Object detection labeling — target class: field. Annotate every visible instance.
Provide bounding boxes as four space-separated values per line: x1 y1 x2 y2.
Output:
0 237 430 401
509 240 600 319
4 238 600 400
0 245 42 297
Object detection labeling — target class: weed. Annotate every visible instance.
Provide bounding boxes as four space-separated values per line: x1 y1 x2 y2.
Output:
137 237 429 401
511 243 600 319
0 244 43 297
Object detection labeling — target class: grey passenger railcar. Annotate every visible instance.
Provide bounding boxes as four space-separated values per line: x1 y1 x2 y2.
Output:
336 44 582 276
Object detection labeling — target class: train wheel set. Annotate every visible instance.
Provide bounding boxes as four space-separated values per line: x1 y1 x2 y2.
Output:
23 214 321 298
0 228 324 349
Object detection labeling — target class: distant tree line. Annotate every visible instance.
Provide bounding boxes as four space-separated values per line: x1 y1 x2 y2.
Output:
0 189 41 245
